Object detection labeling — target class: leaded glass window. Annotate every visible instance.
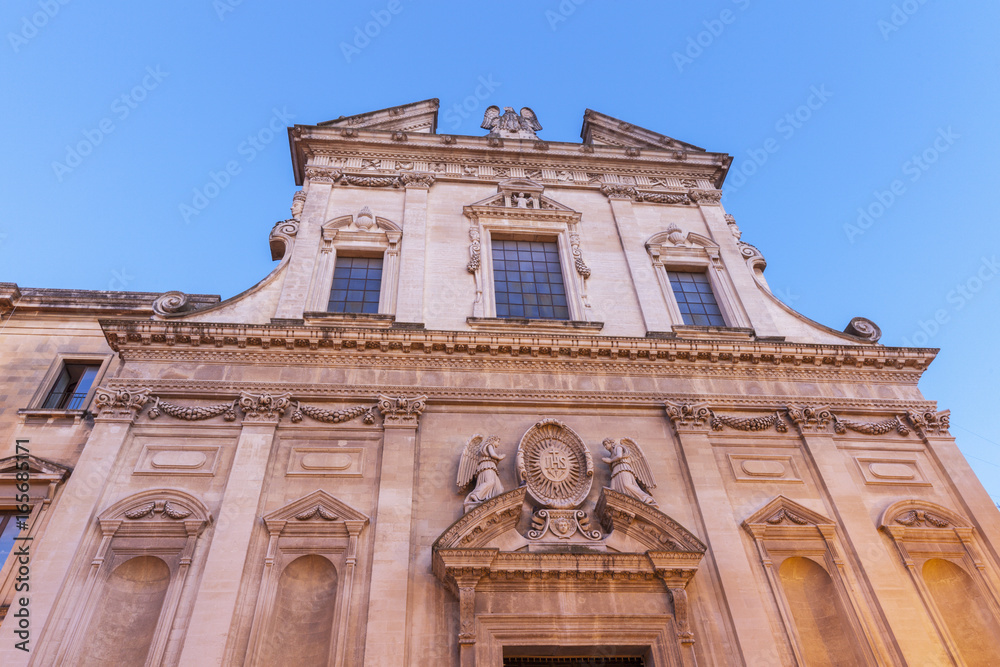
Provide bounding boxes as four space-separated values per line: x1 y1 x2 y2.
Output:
667 270 726 326
328 256 382 314
492 240 568 320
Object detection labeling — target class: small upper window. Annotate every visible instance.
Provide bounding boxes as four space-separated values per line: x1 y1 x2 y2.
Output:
667 271 726 326
42 363 100 410
327 256 383 314
492 240 569 320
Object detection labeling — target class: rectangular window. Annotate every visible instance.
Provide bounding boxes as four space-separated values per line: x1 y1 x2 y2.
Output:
41 363 100 410
492 239 568 320
327 256 383 314
667 270 726 326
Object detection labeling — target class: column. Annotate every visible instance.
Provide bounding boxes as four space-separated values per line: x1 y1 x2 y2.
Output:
363 395 426 667
176 392 288 666
603 188 674 333
0 388 150 667
793 413 949 666
394 174 434 324
663 401 785 665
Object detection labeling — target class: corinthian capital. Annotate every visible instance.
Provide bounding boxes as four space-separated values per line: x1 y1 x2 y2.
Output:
238 392 292 424
378 394 427 427
93 387 152 422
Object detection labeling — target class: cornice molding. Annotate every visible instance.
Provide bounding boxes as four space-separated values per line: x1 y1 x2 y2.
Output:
99 320 936 380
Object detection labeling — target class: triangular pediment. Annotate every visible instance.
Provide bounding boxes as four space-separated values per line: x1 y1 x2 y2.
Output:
580 109 704 151
264 489 369 524
0 454 71 482
465 181 580 220
743 495 834 528
318 98 439 134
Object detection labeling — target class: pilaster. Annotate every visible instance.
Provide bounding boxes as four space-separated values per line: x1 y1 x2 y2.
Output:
793 419 944 666
177 392 288 666
394 175 433 324
603 190 674 333
0 388 149 667
663 401 784 666
275 182 332 320
363 394 427 667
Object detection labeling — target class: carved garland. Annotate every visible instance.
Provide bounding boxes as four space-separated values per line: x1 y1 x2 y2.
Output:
833 415 909 436
290 402 376 424
147 397 237 421
711 411 788 433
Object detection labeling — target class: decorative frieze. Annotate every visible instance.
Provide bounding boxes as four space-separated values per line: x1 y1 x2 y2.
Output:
290 402 376 425
711 411 788 433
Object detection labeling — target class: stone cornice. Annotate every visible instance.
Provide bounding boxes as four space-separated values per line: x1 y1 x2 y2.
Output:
100 319 936 380
289 124 729 187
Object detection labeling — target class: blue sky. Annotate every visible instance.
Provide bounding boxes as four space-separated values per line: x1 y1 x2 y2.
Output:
2 1 999 500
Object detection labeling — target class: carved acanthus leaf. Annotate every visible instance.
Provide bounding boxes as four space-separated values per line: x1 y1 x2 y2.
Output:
663 401 711 427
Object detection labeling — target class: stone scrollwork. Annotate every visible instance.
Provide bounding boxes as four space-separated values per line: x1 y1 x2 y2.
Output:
785 404 833 431
687 188 723 204
906 409 950 436
527 508 601 541
570 232 591 278
711 411 788 433
599 183 638 200
148 397 237 422
602 437 657 506
738 242 766 272
290 402 376 425
457 435 506 513
238 392 292 423
663 401 712 429
268 219 299 261
843 316 882 343
151 291 193 318
304 166 342 184
516 418 594 509
400 172 435 188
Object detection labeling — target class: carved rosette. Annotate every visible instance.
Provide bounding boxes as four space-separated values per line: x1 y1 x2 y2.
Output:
377 394 427 427
290 402 376 425
238 392 291 424
93 387 152 421
516 419 594 509
148 397 237 421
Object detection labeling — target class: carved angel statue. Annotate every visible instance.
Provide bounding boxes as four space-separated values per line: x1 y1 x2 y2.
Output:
601 437 657 506
457 434 506 513
481 106 543 138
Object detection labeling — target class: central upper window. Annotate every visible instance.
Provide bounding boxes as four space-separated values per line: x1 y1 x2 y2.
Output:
327 256 383 314
492 240 569 320
667 270 725 326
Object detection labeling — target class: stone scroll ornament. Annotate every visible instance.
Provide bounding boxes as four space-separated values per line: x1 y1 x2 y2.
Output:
456 434 506 514
602 438 657 506
515 419 594 509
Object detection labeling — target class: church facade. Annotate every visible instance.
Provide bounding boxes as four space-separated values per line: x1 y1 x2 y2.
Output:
1 99 998 666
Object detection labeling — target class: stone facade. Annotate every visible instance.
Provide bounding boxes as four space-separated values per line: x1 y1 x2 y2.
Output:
0 100 998 666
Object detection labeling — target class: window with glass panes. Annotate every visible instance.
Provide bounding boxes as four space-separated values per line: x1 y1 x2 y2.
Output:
42 363 100 410
492 240 569 320
327 256 383 314
667 270 726 326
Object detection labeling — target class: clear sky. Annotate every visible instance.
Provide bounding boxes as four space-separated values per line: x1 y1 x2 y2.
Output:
2 2 999 500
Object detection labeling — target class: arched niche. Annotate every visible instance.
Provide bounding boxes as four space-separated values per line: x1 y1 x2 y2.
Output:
744 496 894 666
51 489 211 665
305 210 403 315
244 490 369 667
778 556 868 666
880 500 1000 665
77 556 172 666
923 559 1000 665
257 554 339 666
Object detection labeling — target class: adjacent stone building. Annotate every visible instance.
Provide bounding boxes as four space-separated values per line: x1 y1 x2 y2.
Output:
1 99 998 666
